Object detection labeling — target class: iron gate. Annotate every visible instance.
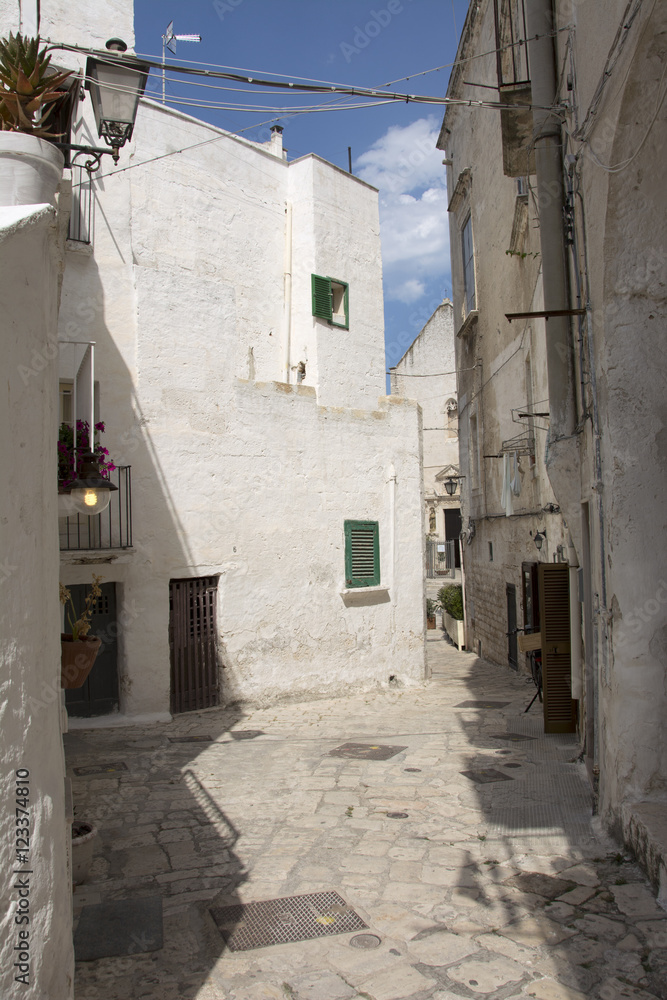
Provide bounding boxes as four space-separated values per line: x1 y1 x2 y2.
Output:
169 577 219 713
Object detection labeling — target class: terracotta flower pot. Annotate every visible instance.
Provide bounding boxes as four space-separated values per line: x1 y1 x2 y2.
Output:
61 634 101 689
427 616 437 630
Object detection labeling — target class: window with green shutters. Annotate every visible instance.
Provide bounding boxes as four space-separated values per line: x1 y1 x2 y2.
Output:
344 520 380 588
311 274 349 329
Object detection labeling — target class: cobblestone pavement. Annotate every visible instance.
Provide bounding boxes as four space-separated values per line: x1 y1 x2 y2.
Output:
65 637 667 1000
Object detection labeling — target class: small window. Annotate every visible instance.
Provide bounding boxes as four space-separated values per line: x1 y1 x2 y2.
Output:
59 381 73 426
489 542 494 562
461 214 476 314
344 520 379 588
311 274 349 329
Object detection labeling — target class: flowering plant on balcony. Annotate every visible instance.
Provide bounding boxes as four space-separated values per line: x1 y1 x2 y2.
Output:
58 420 116 490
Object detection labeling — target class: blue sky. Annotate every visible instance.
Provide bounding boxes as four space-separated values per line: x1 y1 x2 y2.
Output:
132 0 469 372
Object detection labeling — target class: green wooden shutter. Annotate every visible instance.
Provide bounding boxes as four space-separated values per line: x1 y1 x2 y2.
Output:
538 563 577 733
344 520 380 588
311 274 332 321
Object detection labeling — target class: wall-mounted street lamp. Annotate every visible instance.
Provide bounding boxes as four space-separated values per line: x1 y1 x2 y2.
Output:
533 529 547 551
69 452 118 515
444 475 465 496
84 39 150 164
50 38 149 173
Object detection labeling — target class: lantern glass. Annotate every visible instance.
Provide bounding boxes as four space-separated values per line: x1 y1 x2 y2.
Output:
86 54 149 145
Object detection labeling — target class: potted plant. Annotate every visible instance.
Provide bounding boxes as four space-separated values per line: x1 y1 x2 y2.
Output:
71 814 98 887
60 574 103 688
426 598 439 630
438 584 466 649
0 33 71 206
58 419 116 491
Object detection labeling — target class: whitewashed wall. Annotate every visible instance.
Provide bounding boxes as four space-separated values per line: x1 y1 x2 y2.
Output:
58 97 426 715
0 205 73 998
391 302 460 542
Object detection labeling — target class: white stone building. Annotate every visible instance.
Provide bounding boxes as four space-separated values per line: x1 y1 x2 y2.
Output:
440 0 667 892
38 0 424 721
390 301 462 589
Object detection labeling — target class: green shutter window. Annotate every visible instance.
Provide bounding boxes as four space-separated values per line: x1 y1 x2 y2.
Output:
344 520 380 588
312 274 332 321
311 274 349 329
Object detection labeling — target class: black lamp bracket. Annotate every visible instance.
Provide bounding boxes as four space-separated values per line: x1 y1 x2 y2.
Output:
51 141 118 174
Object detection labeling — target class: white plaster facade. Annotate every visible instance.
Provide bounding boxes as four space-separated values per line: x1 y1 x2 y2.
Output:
390 301 462 584
45 5 425 716
441 0 667 888
0 202 74 997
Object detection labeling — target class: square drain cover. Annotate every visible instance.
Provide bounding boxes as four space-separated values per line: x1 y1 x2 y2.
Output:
455 701 510 709
210 891 367 951
461 768 514 784
167 735 213 743
490 733 536 742
73 762 128 776
328 743 407 760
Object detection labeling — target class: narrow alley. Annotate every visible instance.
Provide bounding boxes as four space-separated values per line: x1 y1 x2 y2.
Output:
66 637 667 1000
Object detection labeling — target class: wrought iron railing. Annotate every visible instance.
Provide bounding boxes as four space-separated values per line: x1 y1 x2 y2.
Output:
67 166 92 244
59 466 132 551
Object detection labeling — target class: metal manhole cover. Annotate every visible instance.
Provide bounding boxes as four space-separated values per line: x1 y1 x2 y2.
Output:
329 743 407 760
386 812 409 819
210 891 367 952
490 733 536 742
230 730 264 740
349 933 381 949
504 762 522 768
73 762 128 776
404 767 421 772
455 701 510 709
167 735 213 743
496 750 512 755
461 769 514 784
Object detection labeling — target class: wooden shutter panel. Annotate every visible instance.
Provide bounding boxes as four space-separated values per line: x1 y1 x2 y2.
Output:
311 274 332 321
538 563 577 733
344 520 380 587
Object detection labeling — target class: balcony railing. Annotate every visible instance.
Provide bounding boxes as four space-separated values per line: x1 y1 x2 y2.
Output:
59 466 132 552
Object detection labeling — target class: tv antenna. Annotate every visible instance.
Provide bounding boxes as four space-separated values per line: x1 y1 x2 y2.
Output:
162 21 202 104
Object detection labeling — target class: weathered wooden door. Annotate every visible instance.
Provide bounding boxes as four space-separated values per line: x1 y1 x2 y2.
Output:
506 583 518 669
169 577 219 713
538 563 577 733
65 582 119 717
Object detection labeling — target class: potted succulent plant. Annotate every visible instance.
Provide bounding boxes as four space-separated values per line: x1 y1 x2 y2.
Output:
0 33 71 206
60 574 103 689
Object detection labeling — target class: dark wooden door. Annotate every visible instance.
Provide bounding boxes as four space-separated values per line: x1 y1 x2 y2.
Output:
169 577 219 713
538 563 577 733
506 583 518 669
65 582 119 717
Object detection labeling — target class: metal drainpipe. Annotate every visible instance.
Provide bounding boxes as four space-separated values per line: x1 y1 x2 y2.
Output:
525 0 576 441
282 202 293 383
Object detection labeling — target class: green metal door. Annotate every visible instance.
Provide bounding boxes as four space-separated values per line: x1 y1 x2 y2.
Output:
64 582 119 717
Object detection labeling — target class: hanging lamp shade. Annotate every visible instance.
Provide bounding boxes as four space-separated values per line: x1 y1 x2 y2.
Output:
69 453 118 515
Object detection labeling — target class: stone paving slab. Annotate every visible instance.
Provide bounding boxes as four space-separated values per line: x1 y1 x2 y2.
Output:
66 639 667 1000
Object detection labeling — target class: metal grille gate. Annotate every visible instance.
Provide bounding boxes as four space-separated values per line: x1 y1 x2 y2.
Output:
169 577 219 713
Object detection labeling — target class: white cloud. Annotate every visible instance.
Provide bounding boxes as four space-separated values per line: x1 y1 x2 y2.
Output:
355 117 445 195
355 116 450 301
388 279 426 304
